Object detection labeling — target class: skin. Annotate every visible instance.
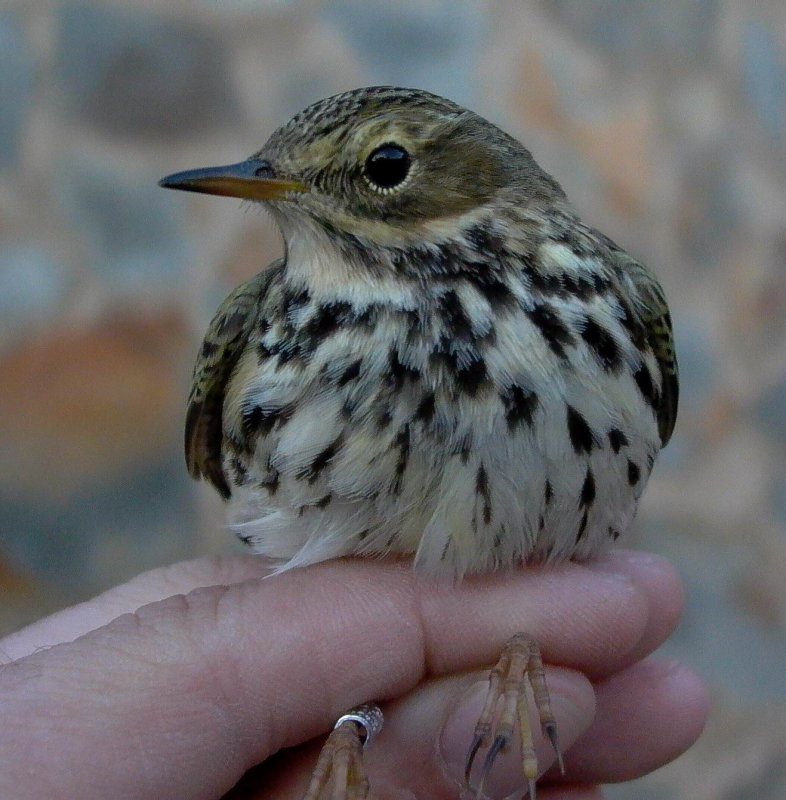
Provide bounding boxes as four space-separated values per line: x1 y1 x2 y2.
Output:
0 550 709 800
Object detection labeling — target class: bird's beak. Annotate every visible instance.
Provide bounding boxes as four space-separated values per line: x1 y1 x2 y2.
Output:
158 159 307 200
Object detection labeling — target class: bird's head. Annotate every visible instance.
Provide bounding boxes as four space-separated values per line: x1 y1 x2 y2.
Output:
160 86 563 258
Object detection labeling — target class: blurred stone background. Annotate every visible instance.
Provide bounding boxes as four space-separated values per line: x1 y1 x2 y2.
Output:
1 1 784 797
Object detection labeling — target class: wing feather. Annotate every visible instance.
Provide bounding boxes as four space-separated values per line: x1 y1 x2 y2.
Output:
609 247 679 446
185 260 284 497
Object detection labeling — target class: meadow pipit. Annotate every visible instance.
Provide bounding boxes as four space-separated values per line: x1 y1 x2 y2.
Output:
160 86 678 799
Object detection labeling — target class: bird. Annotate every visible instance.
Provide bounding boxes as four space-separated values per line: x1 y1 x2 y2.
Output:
159 85 678 800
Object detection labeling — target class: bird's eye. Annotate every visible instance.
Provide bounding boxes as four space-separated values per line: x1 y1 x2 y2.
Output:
364 144 411 191
253 160 275 179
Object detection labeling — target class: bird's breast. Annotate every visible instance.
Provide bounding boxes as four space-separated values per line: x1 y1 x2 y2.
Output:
223 273 662 578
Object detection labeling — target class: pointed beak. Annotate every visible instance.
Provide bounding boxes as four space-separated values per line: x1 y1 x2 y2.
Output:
158 159 307 201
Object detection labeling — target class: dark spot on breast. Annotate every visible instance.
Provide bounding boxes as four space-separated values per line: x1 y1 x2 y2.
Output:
297 437 342 484
376 407 392 431
391 424 410 496
527 303 575 358
388 347 420 390
592 273 610 293
314 494 332 509
616 299 647 350
627 459 641 485
259 468 280 495
275 342 302 367
338 359 362 386
466 222 505 257
544 479 554 506
456 357 489 397
465 272 516 310
608 428 629 453
609 526 621 541
580 468 596 507
403 307 424 339
351 304 380 329
475 463 492 525
415 392 436 424
439 290 472 340
501 385 538 431
560 272 597 301
392 244 436 275
451 434 473 464
580 316 622 372
242 403 294 438
303 301 349 341
633 363 658 409
281 286 310 319
522 256 567 297
566 405 597 454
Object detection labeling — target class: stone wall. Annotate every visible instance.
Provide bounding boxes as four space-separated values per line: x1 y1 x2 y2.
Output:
1 2 785 797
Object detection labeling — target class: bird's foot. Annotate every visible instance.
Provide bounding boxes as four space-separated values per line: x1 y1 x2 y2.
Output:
303 703 383 800
464 634 564 800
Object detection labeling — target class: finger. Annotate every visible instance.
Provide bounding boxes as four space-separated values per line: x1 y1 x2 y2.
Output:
0 555 274 661
597 550 684 665
227 667 596 800
0 557 651 800
418 548 677 679
329 656 702 798
1 547 678 675
551 657 710 784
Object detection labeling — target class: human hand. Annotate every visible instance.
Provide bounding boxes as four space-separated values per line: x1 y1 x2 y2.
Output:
0 551 708 799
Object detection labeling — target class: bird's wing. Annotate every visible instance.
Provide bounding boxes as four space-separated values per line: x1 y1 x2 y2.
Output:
609 248 679 446
185 260 284 498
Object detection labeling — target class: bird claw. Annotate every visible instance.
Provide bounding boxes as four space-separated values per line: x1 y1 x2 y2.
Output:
544 721 564 775
464 634 561 799
474 734 509 799
465 733 485 784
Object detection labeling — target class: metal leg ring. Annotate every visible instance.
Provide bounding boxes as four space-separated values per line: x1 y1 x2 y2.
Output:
333 703 384 749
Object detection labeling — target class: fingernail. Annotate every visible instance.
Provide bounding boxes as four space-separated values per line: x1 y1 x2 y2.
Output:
438 670 595 800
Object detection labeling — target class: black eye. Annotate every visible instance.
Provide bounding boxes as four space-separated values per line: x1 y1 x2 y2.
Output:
253 160 275 179
364 144 411 190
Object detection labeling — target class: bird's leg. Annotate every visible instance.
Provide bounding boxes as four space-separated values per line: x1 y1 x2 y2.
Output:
302 704 383 800
465 634 563 800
